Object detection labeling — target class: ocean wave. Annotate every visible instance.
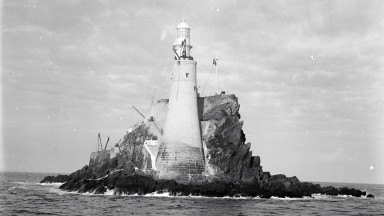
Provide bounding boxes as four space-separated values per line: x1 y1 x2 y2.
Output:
49 187 78 195
11 181 36 185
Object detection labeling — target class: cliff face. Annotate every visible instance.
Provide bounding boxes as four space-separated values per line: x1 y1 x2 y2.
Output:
199 95 266 183
198 95 301 194
118 124 154 171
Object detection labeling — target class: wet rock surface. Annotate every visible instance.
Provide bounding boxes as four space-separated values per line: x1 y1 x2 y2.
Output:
41 168 370 198
41 94 372 198
41 174 70 183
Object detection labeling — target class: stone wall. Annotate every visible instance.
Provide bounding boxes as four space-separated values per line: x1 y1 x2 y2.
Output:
89 150 110 167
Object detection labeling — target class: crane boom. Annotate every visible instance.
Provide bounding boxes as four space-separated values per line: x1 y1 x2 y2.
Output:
132 105 145 119
98 133 103 150
104 137 110 150
115 139 121 147
172 47 180 60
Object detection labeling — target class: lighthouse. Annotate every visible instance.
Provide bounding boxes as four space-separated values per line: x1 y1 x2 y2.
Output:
155 20 205 183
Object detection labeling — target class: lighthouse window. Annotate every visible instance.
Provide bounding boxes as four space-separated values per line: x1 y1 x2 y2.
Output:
177 29 190 38
186 73 189 78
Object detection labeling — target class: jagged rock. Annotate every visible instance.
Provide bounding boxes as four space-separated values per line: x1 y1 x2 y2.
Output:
44 165 368 198
337 187 366 197
40 174 70 183
119 124 152 170
201 95 258 183
114 174 156 195
198 94 240 121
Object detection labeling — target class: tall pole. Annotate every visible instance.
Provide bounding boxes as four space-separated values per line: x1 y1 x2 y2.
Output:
215 62 218 93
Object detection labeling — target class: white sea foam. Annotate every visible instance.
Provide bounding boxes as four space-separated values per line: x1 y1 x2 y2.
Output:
101 191 303 199
310 193 363 199
39 182 64 186
311 193 330 199
48 185 115 196
271 196 312 200
82 191 97 196
143 192 171 197
49 187 78 195
120 193 140 197
89 169 123 181
104 189 115 195
222 195 248 200
337 194 352 198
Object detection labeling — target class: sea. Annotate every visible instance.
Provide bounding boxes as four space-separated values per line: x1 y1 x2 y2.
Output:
1 172 383 215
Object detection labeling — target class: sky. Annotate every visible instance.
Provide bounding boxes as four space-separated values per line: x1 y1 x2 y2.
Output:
1 0 383 184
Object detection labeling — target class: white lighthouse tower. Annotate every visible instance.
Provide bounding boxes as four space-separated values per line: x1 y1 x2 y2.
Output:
156 20 205 183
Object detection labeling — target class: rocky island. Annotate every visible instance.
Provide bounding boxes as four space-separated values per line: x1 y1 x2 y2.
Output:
41 94 371 198
42 20 373 199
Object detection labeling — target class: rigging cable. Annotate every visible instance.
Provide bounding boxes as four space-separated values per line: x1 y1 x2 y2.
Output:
217 62 229 94
201 64 215 96
156 39 174 119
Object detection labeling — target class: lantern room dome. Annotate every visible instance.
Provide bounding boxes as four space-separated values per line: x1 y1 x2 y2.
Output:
177 19 189 29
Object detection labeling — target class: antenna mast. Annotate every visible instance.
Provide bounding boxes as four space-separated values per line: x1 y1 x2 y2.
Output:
151 89 156 105
213 50 220 94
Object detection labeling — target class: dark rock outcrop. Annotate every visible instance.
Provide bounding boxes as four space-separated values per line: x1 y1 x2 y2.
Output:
200 95 269 184
367 194 375 198
41 169 368 198
41 174 70 183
